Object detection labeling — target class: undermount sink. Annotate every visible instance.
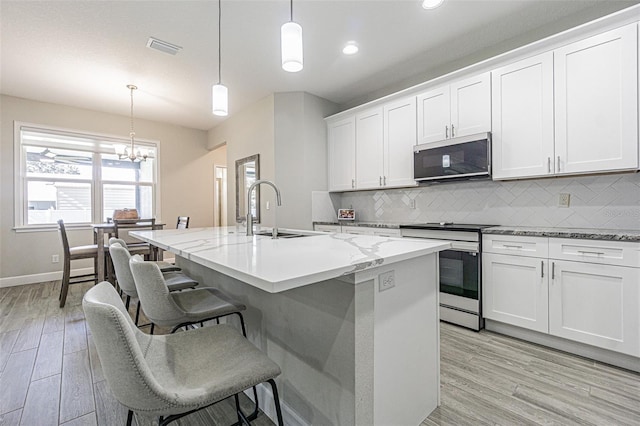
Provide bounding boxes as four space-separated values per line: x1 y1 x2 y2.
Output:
254 230 314 239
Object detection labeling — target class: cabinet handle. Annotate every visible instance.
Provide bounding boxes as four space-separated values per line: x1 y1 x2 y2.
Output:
547 157 551 173
503 244 523 249
557 156 561 172
451 124 455 137
383 176 387 186
551 262 555 280
351 179 355 189
541 261 544 278
577 250 605 256
379 176 382 186
445 125 449 139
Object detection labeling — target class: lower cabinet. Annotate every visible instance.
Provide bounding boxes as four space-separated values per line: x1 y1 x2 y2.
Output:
483 253 548 333
483 234 640 357
549 260 639 357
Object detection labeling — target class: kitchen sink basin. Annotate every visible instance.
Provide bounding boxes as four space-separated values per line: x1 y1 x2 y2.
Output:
254 230 314 239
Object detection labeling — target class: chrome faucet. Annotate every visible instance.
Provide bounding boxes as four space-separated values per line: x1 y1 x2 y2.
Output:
246 179 282 236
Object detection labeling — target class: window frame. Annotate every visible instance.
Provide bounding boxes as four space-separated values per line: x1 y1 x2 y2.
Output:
14 121 161 231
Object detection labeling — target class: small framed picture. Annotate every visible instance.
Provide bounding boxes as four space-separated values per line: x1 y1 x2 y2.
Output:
337 208 355 221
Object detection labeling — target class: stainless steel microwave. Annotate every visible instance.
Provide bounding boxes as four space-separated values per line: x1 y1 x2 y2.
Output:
413 132 491 182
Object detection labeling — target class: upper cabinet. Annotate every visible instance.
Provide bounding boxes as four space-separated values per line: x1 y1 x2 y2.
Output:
327 96 417 192
492 23 639 180
327 116 356 191
554 24 638 174
417 72 491 145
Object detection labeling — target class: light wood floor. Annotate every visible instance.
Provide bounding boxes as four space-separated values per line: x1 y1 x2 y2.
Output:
1 281 639 425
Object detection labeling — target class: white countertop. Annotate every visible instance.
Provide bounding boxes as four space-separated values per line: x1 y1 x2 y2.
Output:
130 226 450 293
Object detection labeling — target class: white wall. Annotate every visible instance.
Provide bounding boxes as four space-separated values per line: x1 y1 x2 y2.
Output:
0 95 216 282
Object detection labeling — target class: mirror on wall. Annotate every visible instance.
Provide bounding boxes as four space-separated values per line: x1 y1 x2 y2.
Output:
236 154 260 223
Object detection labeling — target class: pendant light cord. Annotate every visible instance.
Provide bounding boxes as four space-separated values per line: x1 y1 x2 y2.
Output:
290 0 293 21
218 0 222 84
129 86 135 154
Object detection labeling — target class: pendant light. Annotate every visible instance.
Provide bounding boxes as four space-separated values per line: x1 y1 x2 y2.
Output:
281 0 303 72
212 0 228 116
115 84 150 162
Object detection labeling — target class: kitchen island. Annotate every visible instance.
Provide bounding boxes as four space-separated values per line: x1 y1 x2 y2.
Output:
130 227 449 426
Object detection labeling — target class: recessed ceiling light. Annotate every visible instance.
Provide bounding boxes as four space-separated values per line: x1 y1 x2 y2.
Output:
422 0 444 9
342 42 359 55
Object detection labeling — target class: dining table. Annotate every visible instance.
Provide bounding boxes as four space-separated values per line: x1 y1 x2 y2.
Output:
92 221 165 282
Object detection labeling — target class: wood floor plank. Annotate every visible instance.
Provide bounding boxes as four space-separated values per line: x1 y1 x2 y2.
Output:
93 380 129 426
59 413 97 426
60 350 95 423
0 348 37 415
11 315 45 353
0 330 20 373
42 301 66 335
63 306 87 354
0 409 22 426
32 330 64 381
19 374 60 426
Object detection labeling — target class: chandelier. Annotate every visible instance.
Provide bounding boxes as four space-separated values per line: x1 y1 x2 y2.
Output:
115 84 151 161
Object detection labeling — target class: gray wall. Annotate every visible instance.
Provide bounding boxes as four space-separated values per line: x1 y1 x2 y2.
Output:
0 95 216 281
338 173 640 230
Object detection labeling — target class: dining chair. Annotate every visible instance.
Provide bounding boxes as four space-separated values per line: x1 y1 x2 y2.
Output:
113 218 157 260
176 216 190 229
109 242 198 326
83 282 283 426
57 219 100 308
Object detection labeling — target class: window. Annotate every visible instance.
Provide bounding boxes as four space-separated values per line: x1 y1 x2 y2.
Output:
15 123 159 228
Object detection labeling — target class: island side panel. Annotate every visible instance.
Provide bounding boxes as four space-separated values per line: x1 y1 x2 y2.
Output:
370 253 440 425
177 257 357 425
354 278 375 426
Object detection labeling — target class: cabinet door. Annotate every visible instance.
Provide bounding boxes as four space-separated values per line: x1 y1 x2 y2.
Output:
417 86 450 144
492 53 555 179
450 72 491 138
355 108 384 189
549 260 639 357
554 23 638 174
342 226 374 235
483 253 549 333
383 96 417 188
327 117 356 191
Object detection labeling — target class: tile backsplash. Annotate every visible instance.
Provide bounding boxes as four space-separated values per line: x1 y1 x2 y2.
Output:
335 172 640 230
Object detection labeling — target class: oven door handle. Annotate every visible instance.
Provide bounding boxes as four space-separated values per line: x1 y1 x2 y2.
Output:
448 241 480 252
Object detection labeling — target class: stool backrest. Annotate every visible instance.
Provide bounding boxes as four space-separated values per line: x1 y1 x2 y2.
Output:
114 218 156 247
108 242 137 298
176 216 190 229
83 282 172 412
57 219 71 257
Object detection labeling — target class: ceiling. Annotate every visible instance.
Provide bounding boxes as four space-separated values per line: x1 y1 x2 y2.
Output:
1 1 637 131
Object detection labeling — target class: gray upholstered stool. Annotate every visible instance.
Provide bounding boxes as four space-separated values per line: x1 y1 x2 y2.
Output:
83 282 283 426
109 242 198 325
109 237 181 273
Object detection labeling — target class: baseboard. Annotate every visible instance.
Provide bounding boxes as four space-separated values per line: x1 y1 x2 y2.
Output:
0 267 94 288
485 319 640 373
243 382 309 426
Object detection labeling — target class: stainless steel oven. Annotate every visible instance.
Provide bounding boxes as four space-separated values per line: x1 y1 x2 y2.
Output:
401 223 495 331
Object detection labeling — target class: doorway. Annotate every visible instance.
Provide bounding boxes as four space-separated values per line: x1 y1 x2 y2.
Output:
214 165 227 227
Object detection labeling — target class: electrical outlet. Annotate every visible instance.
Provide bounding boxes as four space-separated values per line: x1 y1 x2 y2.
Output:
379 270 395 292
51 254 59 263
409 199 416 209
558 193 570 208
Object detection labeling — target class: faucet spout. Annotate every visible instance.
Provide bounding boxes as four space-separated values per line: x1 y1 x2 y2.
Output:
246 179 282 236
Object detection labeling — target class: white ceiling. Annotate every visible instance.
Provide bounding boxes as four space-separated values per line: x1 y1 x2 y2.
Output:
1 1 636 131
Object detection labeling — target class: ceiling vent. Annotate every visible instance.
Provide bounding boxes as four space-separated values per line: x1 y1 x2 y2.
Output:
146 37 182 55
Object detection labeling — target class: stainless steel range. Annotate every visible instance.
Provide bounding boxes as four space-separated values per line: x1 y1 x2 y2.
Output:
400 223 496 331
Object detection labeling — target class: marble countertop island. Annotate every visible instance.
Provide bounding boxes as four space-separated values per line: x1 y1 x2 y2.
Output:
130 226 449 293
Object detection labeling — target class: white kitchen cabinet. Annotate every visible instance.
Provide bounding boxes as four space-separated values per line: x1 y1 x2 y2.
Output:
484 233 640 357
491 52 555 179
554 23 638 174
341 226 402 237
492 24 639 180
483 249 549 334
417 72 491 145
383 97 417 188
327 116 356 191
355 108 384 189
313 224 341 233
549 259 639 357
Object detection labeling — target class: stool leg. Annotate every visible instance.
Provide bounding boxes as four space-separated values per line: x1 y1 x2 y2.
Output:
135 301 141 326
268 379 285 426
126 410 133 426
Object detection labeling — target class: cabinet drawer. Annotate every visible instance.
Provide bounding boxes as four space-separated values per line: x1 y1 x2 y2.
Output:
314 224 341 233
341 226 374 235
483 234 548 258
549 238 640 268
373 228 401 237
